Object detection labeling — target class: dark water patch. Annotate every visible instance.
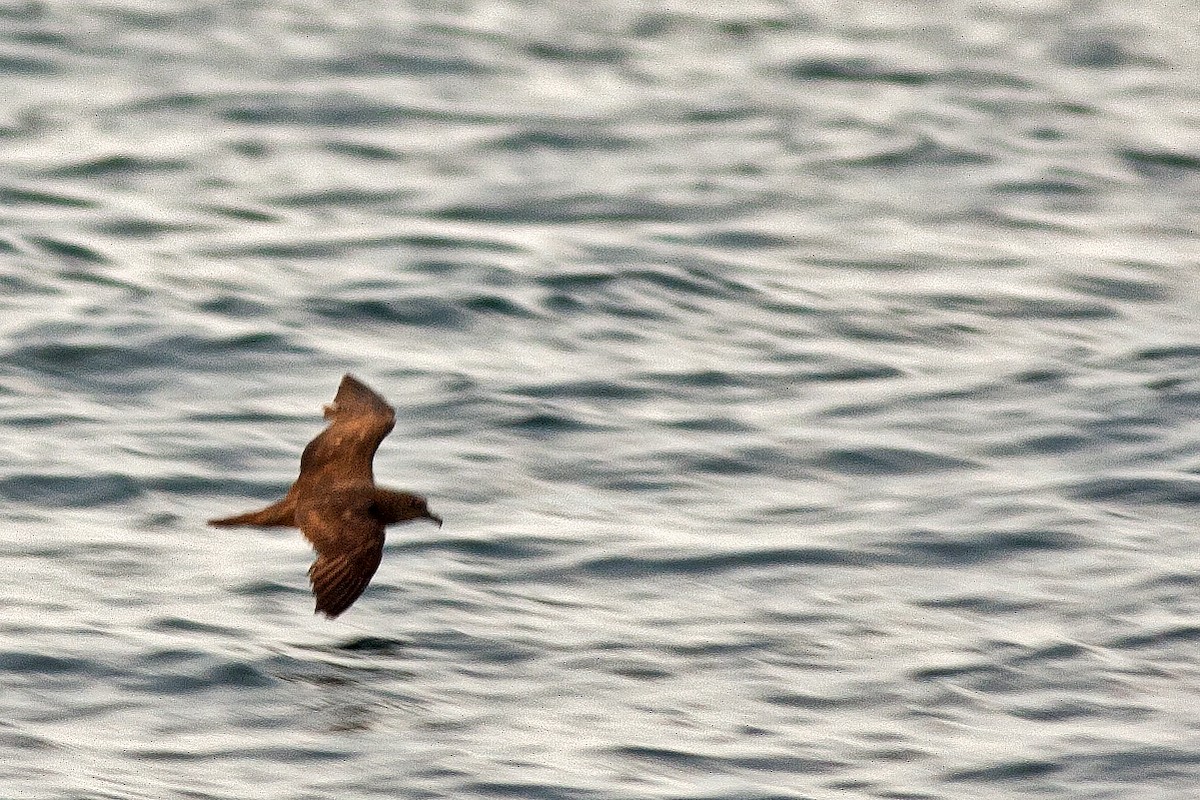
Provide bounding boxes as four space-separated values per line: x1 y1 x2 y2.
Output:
504 411 602 436
1133 343 1200 363
3 412 91 429
693 228 796 250
613 745 840 775
322 139 405 161
916 291 1114 320
763 691 873 710
198 294 273 317
28 235 108 264
597 475 682 492
134 744 348 763
916 595 1040 614
990 296 1115 320
490 129 634 152
571 547 867 579
321 50 493 77
122 89 217 113
462 293 538 318
272 187 409 209
1 50 60 77
201 203 281 223
639 367 748 388
336 636 409 654
667 637 776 657
413 630 538 666
910 659 1005 682
787 57 935 86
0 729 57 751
887 528 1081 566
44 154 190 178
232 580 307 600
947 759 1061 782
9 331 309 382
207 238 346 259
986 431 1090 457
0 185 96 208
175 331 313 360
56 266 145 293
0 473 142 507
539 270 617 292
437 194 746 225
1119 148 1200 179
816 446 974 476
663 416 754 432
799 362 903 382
993 175 1096 197
1136 571 1200 595
833 136 992 169
1070 476 1200 505
627 263 756 298
190 409 300 425
1052 36 1144 69
819 314 979 345
149 617 241 636
0 651 107 676
611 745 716 769
387 233 527 254
222 95 409 127
1009 698 1146 723
727 755 842 773
0 271 55 295
525 39 626 65
394 535 552 561
1086 746 1200 781
96 216 197 238
1106 624 1200 651
467 780 599 800
948 67 1034 91
609 663 671 681
1013 368 1068 384
306 295 466 328
1009 641 1087 666
687 445 802 478
518 379 650 401
183 477 292 500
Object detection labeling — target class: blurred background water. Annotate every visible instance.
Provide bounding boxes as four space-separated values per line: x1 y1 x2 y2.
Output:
2 1 1200 798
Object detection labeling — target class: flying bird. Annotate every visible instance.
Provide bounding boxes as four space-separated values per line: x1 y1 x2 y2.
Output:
209 374 441 618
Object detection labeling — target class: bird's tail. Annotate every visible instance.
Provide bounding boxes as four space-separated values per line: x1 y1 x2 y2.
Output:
208 497 296 528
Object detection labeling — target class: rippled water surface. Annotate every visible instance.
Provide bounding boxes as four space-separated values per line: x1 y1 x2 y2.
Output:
3 1 1200 798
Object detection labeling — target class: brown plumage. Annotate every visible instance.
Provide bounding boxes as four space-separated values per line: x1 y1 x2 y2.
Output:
209 374 441 618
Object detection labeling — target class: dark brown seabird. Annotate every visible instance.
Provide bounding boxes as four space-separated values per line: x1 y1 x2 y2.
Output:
209 374 441 618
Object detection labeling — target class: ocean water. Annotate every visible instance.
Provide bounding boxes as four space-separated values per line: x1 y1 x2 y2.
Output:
2 1 1200 798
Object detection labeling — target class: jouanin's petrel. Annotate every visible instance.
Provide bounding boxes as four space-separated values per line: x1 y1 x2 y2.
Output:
209 374 441 618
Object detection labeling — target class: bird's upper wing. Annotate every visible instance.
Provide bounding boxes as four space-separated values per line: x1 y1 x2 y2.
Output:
298 497 386 618
295 374 396 489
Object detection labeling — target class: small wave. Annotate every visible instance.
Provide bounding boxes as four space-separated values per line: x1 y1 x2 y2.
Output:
816 446 975 476
0 473 142 507
1069 476 1200 505
570 547 867 579
885 528 1082 566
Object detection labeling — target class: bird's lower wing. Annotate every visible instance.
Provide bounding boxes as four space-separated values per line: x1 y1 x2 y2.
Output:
299 502 386 618
308 544 384 618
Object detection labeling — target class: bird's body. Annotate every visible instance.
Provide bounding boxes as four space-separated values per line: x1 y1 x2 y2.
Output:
209 375 441 618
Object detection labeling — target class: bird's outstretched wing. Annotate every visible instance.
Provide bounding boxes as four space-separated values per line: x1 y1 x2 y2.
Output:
298 496 386 618
296 374 396 490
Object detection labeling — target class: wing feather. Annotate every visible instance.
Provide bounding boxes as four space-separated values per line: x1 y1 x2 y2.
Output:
299 493 386 618
295 375 395 489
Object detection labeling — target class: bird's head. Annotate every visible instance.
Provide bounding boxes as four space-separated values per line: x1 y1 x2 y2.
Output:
374 490 442 527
